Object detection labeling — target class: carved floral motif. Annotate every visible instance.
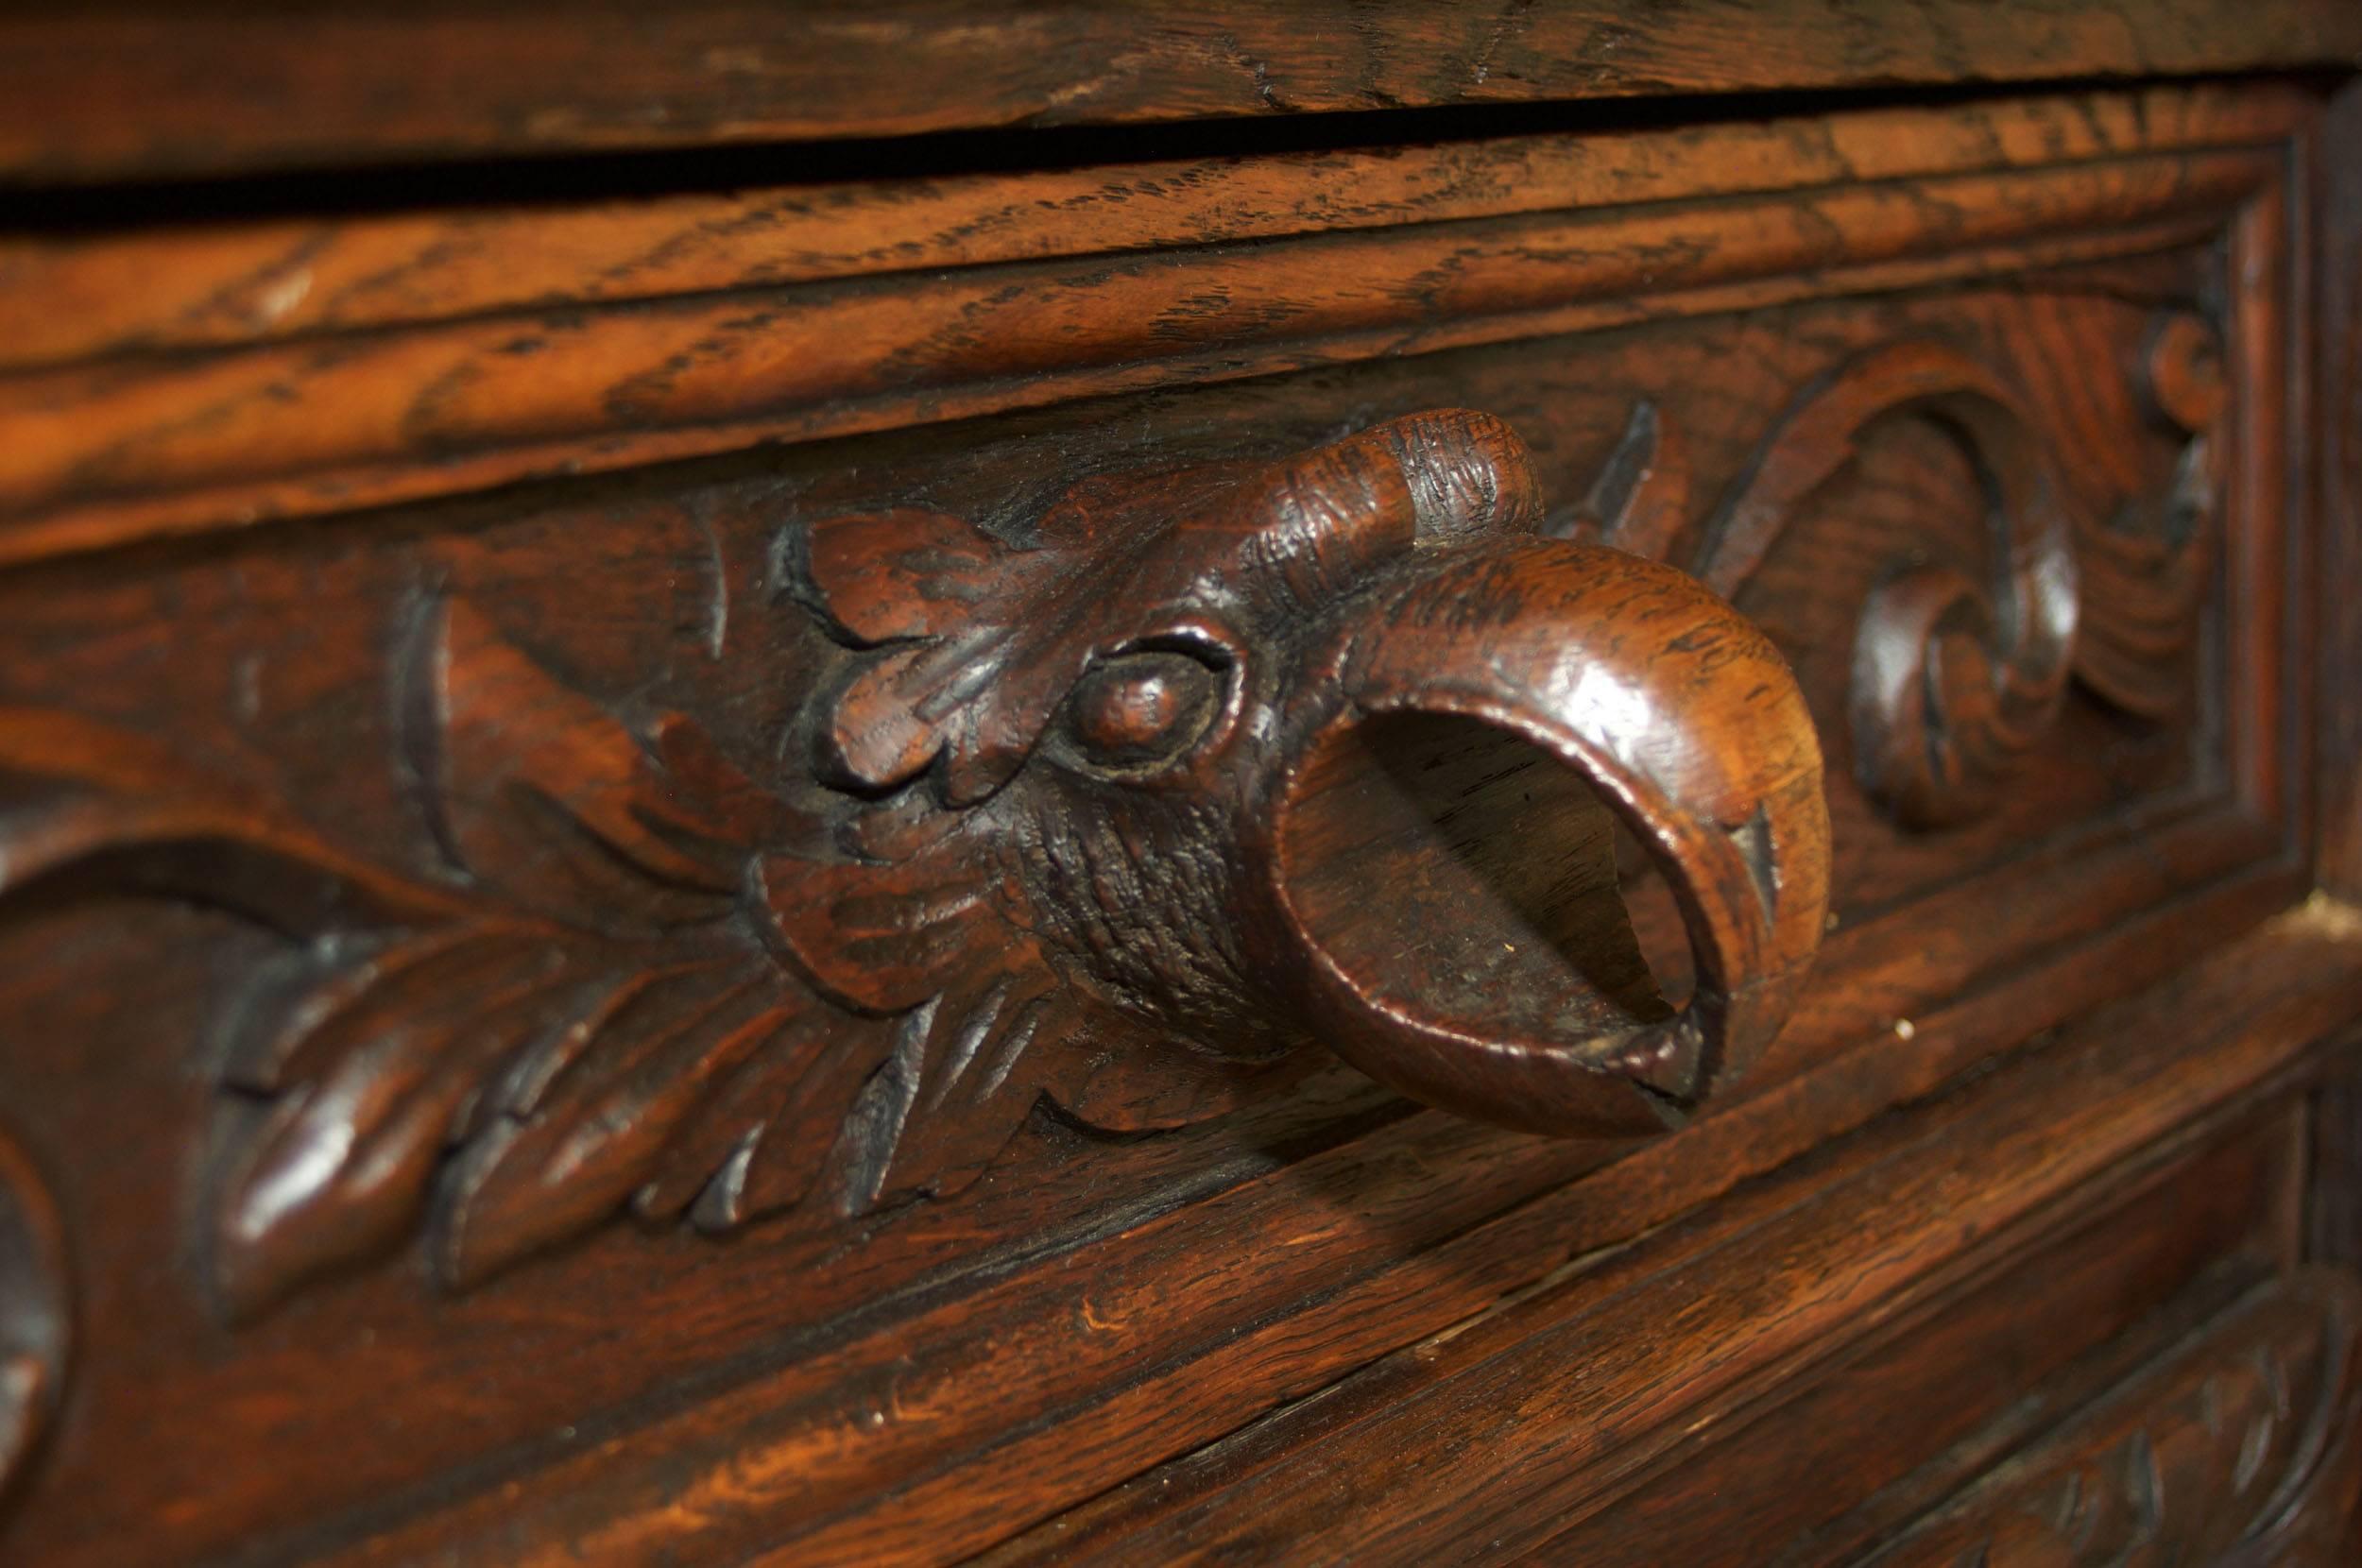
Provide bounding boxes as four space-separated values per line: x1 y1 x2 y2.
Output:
1600 312 2223 828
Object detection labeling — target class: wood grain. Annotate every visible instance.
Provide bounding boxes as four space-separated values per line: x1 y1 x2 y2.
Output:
1515 1117 2304 1565
0 261 2294 1565
0 120 2287 566
2319 82 2362 898
963 909 2362 1568
0 46 2340 1567
0 84 2301 368
1866 1270 2362 1566
0 3 2351 182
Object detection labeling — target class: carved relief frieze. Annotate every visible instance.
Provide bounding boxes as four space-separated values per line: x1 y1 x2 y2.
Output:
0 410 1833 1314
1583 312 2224 829
0 313 2223 1316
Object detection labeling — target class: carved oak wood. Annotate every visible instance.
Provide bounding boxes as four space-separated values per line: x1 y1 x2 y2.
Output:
0 407 1833 1314
0 245 2299 1562
0 102 2285 564
0 4 2351 183
0 301 2223 1321
975 918 2362 1567
0 34 2351 1568
0 270 2288 1566
1872 1270 2362 1565
1699 322 2222 828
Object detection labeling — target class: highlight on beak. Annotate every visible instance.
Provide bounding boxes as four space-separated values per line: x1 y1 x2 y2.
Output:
1262 539 1828 1134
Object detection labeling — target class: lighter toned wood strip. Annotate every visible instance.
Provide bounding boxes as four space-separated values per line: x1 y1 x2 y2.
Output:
0 84 2307 368
0 155 2270 567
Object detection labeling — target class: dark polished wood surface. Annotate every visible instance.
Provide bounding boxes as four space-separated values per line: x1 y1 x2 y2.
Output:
0 9 2358 1565
0 2 2356 182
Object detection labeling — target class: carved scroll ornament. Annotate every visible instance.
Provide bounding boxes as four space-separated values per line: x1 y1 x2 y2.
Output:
0 410 1829 1314
1692 314 2223 828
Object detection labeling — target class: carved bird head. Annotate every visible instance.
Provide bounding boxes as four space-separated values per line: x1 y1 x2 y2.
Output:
784 412 1825 1136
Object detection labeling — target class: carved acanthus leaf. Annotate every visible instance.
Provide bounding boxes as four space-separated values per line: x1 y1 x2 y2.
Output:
0 594 1119 1315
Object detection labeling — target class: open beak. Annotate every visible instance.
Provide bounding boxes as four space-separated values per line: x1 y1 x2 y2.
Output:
1261 537 1828 1135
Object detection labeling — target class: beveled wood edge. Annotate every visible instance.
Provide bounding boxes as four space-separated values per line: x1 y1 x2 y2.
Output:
1857 1267 2362 1565
1345 1116 2314 1566
272 860 2332 1568
0 83 2306 369
1776 1143 2310 1564
2315 83 2362 898
1538 1214 2336 1566
2230 146 2304 829
0 3 2353 183
967 908 2362 1568
0 160 2276 570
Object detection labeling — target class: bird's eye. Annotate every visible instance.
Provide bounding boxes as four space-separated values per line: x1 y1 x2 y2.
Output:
1063 648 1225 775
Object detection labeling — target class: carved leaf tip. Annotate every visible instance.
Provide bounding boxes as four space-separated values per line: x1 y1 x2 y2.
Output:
209 928 585 1316
421 596 811 926
433 965 783 1288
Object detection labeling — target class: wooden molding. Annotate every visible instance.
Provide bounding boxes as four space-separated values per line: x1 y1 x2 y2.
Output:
2319 83 2362 899
388 906 2362 1568
1874 1270 2362 1565
0 92 2297 566
0 6 2350 183
0 86 2300 370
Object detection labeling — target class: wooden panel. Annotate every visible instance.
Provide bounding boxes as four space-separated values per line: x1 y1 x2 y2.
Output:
0 58 2339 1568
0 3 2353 182
0 206 2306 1559
975 914 2362 1568
1514 1111 2305 1564
1864 1270 2362 1566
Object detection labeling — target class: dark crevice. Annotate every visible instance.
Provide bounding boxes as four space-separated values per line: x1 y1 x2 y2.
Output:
0 69 2342 233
